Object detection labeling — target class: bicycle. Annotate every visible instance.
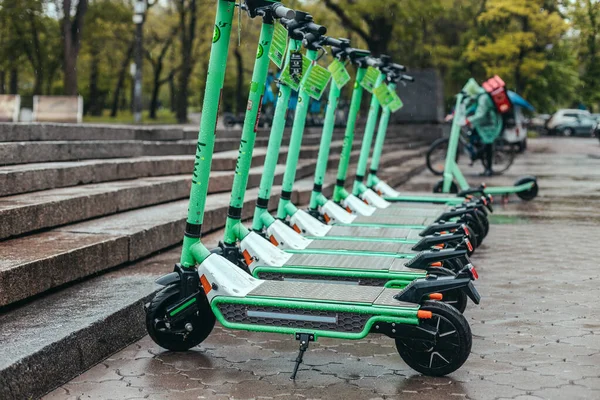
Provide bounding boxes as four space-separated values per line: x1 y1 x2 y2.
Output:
426 127 515 176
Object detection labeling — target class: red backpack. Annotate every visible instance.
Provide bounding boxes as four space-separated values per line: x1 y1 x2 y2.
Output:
482 75 512 114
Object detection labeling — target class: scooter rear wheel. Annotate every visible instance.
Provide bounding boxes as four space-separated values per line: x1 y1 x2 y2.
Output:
515 176 538 201
395 301 472 376
146 285 215 351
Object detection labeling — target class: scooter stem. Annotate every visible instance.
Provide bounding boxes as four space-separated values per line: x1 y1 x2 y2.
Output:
333 67 367 202
352 72 386 196
180 1 235 267
367 82 395 187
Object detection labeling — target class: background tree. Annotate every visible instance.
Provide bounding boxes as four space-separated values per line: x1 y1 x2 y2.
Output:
59 0 89 95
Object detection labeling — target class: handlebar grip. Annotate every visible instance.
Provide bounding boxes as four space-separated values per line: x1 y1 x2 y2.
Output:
306 22 327 35
322 37 342 48
303 32 321 46
272 4 295 19
392 63 406 72
366 57 380 67
401 74 415 82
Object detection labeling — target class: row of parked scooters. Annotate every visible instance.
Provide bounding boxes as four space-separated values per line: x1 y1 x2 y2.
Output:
144 0 519 379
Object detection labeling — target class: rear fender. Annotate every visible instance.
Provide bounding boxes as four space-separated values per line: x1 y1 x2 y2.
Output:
394 274 481 305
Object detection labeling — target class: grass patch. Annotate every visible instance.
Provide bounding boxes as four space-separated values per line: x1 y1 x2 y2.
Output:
83 109 178 125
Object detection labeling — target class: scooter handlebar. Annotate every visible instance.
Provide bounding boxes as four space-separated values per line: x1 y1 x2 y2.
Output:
400 74 415 82
272 3 295 19
366 57 381 67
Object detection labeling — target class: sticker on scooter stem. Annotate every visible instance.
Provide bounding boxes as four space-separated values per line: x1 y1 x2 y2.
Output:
279 52 309 90
374 83 395 107
305 63 331 100
268 22 288 68
213 25 221 43
388 89 404 112
328 59 351 89
360 66 381 93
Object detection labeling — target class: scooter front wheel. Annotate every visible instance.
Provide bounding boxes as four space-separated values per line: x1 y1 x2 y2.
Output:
515 176 538 201
433 179 458 194
395 301 472 376
146 285 215 351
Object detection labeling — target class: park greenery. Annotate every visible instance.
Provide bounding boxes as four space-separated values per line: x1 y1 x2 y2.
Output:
0 0 599 122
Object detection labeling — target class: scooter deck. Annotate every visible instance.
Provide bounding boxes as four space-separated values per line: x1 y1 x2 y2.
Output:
352 214 438 226
283 253 413 272
215 280 419 336
303 239 416 254
377 204 449 218
324 226 423 240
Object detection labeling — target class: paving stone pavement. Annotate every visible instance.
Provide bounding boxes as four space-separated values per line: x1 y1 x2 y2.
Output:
43 138 600 400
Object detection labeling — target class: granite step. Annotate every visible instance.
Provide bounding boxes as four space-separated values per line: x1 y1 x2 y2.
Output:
0 161 316 240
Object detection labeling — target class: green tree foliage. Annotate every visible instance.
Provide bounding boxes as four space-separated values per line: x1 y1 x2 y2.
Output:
0 0 596 118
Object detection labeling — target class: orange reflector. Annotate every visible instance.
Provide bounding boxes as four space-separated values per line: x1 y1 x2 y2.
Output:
465 195 473 199
429 293 443 300
377 190 382 196
440 231 448 234
430 262 442 267
462 225 470 236
200 274 212 295
434 244 444 249
466 239 473 252
417 310 433 319
292 224 301 233
363 198 369 205
323 213 331 223
269 235 279 246
345 206 352 213
242 249 254 265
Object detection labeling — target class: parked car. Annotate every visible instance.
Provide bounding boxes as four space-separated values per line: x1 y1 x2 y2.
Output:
528 113 551 132
545 109 597 136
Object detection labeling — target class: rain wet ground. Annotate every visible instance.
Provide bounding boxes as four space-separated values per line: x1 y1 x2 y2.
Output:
44 137 600 400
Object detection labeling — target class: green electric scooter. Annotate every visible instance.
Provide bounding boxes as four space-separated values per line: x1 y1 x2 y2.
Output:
206 18 478 310
146 0 479 379
434 78 538 201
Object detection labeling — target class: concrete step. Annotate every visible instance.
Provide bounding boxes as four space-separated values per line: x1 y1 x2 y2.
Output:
0 161 316 240
0 145 294 197
0 138 273 166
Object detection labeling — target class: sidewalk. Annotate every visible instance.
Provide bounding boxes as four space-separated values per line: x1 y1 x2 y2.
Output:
43 137 600 400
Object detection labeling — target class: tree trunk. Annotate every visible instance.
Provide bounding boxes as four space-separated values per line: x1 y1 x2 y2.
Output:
234 47 244 114
176 0 197 124
149 63 163 119
9 67 18 94
110 42 134 117
169 73 176 112
88 49 102 115
0 71 5 94
61 0 89 95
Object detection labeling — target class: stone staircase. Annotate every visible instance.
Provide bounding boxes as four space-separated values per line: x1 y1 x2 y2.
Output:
0 122 436 399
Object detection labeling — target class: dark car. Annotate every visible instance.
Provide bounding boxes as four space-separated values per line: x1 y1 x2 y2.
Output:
552 115 597 137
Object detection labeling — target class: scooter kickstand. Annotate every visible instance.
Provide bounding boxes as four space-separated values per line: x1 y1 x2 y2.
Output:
290 333 314 380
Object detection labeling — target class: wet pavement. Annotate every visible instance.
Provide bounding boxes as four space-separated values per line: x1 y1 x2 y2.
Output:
44 137 600 400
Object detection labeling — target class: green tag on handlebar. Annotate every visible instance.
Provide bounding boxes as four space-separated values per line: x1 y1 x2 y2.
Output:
305 63 332 100
374 83 394 107
328 59 351 89
388 88 404 113
279 52 310 90
360 66 381 93
269 22 288 68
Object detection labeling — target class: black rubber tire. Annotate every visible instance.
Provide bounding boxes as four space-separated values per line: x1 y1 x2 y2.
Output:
396 301 472 376
146 285 215 351
443 257 463 273
426 138 460 176
473 209 489 238
433 179 458 194
515 176 538 201
461 214 484 245
563 128 574 137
